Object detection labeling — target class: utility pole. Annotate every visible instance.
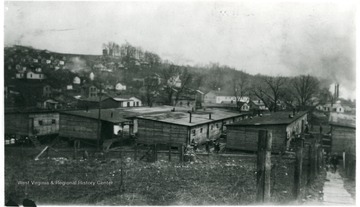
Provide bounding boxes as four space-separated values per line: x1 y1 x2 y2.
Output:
97 84 102 151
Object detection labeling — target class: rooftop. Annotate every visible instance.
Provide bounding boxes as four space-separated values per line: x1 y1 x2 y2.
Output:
227 111 308 126
61 108 130 124
329 112 355 128
136 108 249 127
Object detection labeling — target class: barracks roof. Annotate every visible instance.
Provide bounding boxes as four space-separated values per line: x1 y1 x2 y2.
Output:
136 109 250 127
227 111 308 127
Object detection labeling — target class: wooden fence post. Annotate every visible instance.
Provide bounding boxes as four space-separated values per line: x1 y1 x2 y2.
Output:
134 143 138 161
293 138 304 201
307 144 313 186
120 150 125 193
343 151 346 171
153 144 158 162
314 143 319 177
168 143 172 161
179 145 184 163
74 140 78 159
256 130 272 203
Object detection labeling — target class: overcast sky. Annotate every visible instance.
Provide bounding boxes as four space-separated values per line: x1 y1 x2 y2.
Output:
4 1 356 99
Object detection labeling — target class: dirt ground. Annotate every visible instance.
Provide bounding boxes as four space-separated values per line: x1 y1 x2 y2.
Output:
5 146 320 205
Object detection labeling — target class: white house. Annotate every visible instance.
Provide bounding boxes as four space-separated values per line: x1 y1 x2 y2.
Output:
16 72 25 79
59 60 65 65
26 71 46 80
167 75 182 88
204 90 249 104
46 60 51 64
73 76 81 84
89 72 95 81
240 103 250 111
115 83 127 91
322 102 345 113
129 97 142 107
112 98 134 107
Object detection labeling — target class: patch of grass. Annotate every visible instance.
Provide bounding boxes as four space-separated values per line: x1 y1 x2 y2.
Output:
5 147 303 205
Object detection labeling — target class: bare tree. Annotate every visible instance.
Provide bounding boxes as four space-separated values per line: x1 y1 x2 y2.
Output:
160 65 180 105
232 72 249 111
174 68 193 105
143 75 160 107
160 65 193 105
206 63 224 90
292 75 320 109
252 76 287 112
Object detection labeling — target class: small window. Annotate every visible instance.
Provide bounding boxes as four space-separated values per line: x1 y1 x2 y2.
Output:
52 119 56 124
127 102 130 107
38 120 43 125
211 125 214 130
216 124 219 128
200 128 203 133
192 129 196 136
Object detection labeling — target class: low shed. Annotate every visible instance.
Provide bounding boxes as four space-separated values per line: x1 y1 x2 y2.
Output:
329 113 356 154
5 110 59 138
59 109 131 142
226 111 308 152
136 109 250 146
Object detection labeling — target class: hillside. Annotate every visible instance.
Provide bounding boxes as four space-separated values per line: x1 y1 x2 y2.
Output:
4 43 340 110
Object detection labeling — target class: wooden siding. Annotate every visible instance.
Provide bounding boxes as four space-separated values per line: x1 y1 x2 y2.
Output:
59 114 99 140
5 113 29 136
331 126 355 154
227 125 287 152
5 113 59 136
29 113 59 136
137 119 188 145
285 114 307 137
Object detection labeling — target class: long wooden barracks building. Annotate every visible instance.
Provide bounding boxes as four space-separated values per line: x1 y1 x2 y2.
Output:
226 111 308 152
136 109 250 146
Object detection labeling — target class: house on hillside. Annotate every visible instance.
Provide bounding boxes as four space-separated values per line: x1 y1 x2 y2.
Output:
329 112 355 154
16 71 26 79
43 85 52 97
167 75 182 88
37 99 60 109
73 76 81 84
26 70 46 80
204 90 249 104
226 111 308 152
322 102 345 113
136 109 250 146
81 84 99 98
115 83 127 91
250 100 269 113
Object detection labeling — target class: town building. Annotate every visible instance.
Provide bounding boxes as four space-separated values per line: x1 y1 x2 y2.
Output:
226 111 308 152
204 90 249 104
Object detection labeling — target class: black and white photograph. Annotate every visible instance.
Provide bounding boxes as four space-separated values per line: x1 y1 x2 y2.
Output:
3 0 357 206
